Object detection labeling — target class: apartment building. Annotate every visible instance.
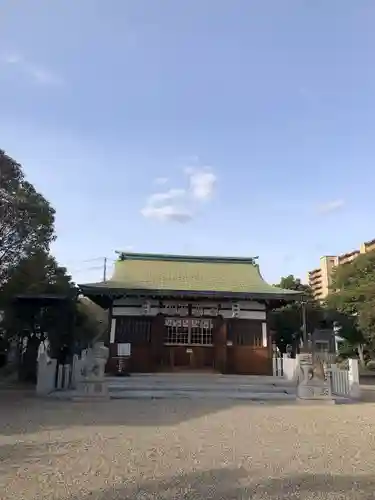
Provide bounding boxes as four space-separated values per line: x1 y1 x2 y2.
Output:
308 238 375 301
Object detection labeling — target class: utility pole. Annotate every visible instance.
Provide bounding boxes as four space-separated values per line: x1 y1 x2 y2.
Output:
103 257 107 282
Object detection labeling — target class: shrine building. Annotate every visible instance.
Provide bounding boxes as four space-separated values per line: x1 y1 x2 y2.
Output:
79 252 302 375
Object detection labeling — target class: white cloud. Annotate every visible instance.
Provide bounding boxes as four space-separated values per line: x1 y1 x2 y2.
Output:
141 204 193 223
1 51 63 86
187 167 217 201
141 188 190 223
317 199 345 214
147 188 185 205
141 164 217 223
154 177 168 185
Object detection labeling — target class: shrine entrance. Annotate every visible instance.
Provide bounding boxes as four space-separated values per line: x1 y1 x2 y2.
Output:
163 317 215 371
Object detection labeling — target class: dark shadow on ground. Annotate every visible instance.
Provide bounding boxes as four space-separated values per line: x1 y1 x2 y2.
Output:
65 469 375 499
359 375 375 385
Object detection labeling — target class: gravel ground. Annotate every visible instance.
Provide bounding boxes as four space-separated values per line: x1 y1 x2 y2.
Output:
1 395 375 499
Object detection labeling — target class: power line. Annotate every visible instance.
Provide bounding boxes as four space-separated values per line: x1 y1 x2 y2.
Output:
81 257 116 264
62 256 116 266
80 257 106 263
68 265 105 274
67 256 116 281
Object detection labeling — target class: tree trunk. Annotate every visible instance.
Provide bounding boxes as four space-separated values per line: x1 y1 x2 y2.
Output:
358 343 365 367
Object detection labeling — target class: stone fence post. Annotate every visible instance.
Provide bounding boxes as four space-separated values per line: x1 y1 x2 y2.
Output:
36 352 57 396
70 350 87 390
348 358 361 399
282 355 297 381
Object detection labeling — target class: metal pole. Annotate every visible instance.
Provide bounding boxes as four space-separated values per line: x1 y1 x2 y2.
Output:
103 257 107 282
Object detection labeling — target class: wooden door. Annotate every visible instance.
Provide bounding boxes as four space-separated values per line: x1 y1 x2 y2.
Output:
172 346 190 368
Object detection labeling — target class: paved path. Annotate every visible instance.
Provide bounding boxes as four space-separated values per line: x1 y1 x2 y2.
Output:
1 395 375 499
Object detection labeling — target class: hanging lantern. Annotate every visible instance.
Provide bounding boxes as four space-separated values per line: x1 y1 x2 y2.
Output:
143 300 151 315
232 302 240 318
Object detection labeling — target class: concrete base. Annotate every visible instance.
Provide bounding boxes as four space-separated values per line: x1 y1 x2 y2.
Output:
75 379 109 400
297 397 336 405
72 394 110 402
297 381 334 404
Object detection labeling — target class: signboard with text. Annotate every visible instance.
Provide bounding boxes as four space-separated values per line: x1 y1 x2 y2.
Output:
160 302 219 317
117 343 131 357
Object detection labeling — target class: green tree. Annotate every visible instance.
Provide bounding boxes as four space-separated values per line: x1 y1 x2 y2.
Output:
271 275 321 353
0 150 55 287
3 250 73 299
0 251 104 380
326 250 375 363
277 275 313 298
331 310 365 365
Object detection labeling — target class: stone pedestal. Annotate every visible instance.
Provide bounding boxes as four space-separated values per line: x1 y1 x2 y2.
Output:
75 378 109 399
297 356 335 404
36 352 57 396
74 342 110 401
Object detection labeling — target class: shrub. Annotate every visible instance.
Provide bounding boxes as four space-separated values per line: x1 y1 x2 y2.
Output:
366 360 375 371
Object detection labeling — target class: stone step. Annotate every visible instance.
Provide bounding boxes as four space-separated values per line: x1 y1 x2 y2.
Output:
106 375 290 385
109 390 296 401
106 376 294 386
104 374 296 401
108 384 295 394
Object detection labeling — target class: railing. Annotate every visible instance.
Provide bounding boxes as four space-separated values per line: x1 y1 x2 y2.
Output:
330 359 360 398
272 356 283 377
330 365 350 396
56 363 72 390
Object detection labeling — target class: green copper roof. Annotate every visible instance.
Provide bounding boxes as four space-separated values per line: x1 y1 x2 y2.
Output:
79 252 302 300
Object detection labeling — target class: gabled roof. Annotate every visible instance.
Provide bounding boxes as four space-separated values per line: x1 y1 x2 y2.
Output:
79 252 303 301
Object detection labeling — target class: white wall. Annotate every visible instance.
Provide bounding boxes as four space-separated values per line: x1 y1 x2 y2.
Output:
112 298 266 319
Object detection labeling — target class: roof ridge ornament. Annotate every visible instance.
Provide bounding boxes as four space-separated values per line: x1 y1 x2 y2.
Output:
115 251 259 265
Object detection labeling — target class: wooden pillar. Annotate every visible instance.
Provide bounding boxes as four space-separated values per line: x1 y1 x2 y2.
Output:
106 315 117 374
109 317 116 344
150 314 165 371
213 315 227 373
107 343 119 374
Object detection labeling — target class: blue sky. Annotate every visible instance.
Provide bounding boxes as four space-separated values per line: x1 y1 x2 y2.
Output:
1 0 375 285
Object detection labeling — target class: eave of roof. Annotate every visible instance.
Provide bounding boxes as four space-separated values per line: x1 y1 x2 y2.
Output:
13 293 76 302
79 283 303 302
